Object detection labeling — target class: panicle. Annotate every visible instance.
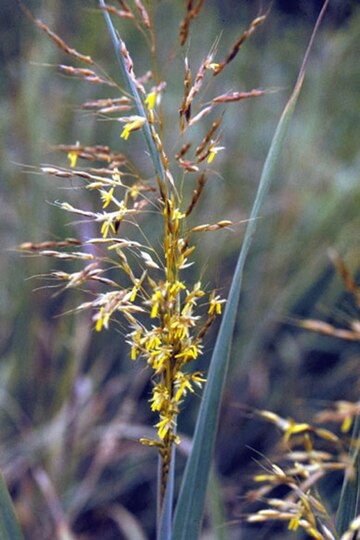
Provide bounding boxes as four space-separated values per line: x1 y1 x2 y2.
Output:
246 405 354 538
22 2 274 477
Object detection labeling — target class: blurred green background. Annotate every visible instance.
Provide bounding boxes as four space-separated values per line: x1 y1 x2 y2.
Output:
1 1 359 539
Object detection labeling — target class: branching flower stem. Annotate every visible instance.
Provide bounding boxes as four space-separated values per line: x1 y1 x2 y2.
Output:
98 0 182 515
21 4 269 536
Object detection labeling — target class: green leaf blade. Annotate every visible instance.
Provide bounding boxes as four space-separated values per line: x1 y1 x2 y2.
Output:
157 448 176 540
172 87 300 540
172 2 330 536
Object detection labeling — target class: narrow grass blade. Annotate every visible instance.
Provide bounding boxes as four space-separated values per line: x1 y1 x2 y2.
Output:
335 414 360 536
172 3 330 539
157 448 175 540
98 0 165 184
0 472 24 540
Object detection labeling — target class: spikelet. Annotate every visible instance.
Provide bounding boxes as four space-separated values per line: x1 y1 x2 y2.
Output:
195 116 223 156
214 14 267 76
57 65 116 86
179 0 206 46
181 53 213 123
81 97 131 110
212 89 270 103
35 19 94 64
100 3 135 20
185 173 207 217
19 239 82 251
134 0 150 28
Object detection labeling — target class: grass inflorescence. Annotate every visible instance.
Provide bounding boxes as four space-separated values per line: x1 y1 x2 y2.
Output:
9 1 360 539
19 0 269 518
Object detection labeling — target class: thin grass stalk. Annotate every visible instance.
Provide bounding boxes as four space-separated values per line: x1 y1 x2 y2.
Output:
98 0 166 185
157 447 176 540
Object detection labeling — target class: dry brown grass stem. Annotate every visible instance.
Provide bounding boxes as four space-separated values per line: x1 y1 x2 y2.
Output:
298 319 360 341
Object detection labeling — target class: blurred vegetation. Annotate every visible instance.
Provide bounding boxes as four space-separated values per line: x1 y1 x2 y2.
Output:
0 1 359 539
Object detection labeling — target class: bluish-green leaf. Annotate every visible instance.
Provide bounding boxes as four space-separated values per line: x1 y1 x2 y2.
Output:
157 448 176 540
172 3 330 539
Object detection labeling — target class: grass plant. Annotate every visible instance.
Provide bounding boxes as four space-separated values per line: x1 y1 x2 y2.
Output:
1 1 359 539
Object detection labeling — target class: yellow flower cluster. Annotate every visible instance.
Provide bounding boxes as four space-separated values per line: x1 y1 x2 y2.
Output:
126 277 220 442
34 67 227 459
61 160 226 447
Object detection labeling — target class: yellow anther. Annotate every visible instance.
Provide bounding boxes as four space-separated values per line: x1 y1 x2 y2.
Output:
145 91 156 110
120 116 146 140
